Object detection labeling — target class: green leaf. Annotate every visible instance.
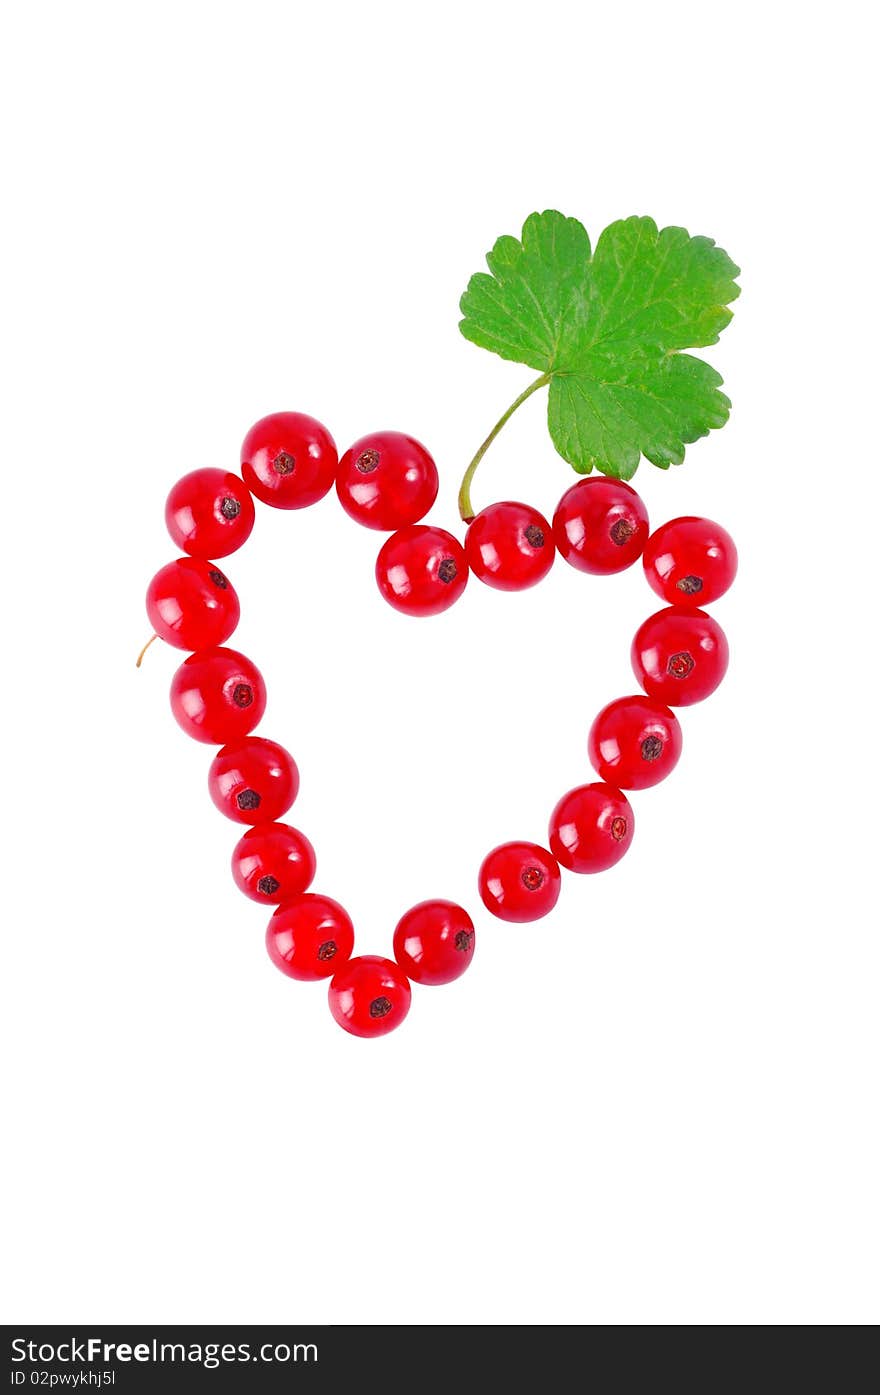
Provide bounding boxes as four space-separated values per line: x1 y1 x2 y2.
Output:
460 211 739 478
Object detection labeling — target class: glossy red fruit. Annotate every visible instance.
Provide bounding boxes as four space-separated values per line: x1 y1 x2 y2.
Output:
643 516 738 605
375 525 468 616
240 411 338 509
266 894 355 981
165 469 255 558
588 695 682 790
231 822 316 904
553 478 649 574
478 842 562 922
465 501 555 591
549 783 634 873
146 558 240 651
336 431 439 530
328 956 412 1038
170 647 266 744
208 736 299 824
392 900 475 985
631 607 729 706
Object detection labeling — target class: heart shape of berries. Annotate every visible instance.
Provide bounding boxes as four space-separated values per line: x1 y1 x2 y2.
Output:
141 209 740 1038
143 411 737 1039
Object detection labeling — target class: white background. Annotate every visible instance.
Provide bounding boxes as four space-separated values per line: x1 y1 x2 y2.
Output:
1 0 877 1327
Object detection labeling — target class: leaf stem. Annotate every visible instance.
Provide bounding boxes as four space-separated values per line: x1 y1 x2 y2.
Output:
458 372 551 522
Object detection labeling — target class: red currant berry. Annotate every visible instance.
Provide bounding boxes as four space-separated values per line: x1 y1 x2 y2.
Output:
208 736 299 824
553 477 649 574
146 558 240 651
643 516 738 605
588 695 682 790
375 525 468 617
336 431 439 530
240 411 338 510
231 822 316 904
266 894 355 981
392 900 475 985
328 956 412 1038
465 501 555 591
170 647 266 744
631 606 729 706
478 841 561 922
548 783 634 873
165 469 255 558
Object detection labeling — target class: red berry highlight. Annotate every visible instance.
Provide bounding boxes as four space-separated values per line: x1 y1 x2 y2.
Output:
165 468 255 558
631 606 729 706
392 899 475 985
146 557 240 651
588 695 682 790
266 894 355 981
336 431 439 530
208 736 299 824
553 477 649 574
231 823 316 904
643 516 738 605
548 782 634 873
478 841 561 922
240 412 338 510
328 956 412 1038
375 525 468 616
170 646 266 745
465 501 555 591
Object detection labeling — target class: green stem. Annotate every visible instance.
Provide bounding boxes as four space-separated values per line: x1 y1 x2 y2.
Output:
458 372 551 522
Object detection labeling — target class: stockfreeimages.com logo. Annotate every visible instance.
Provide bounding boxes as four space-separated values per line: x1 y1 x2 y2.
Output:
11 1336 318 1372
